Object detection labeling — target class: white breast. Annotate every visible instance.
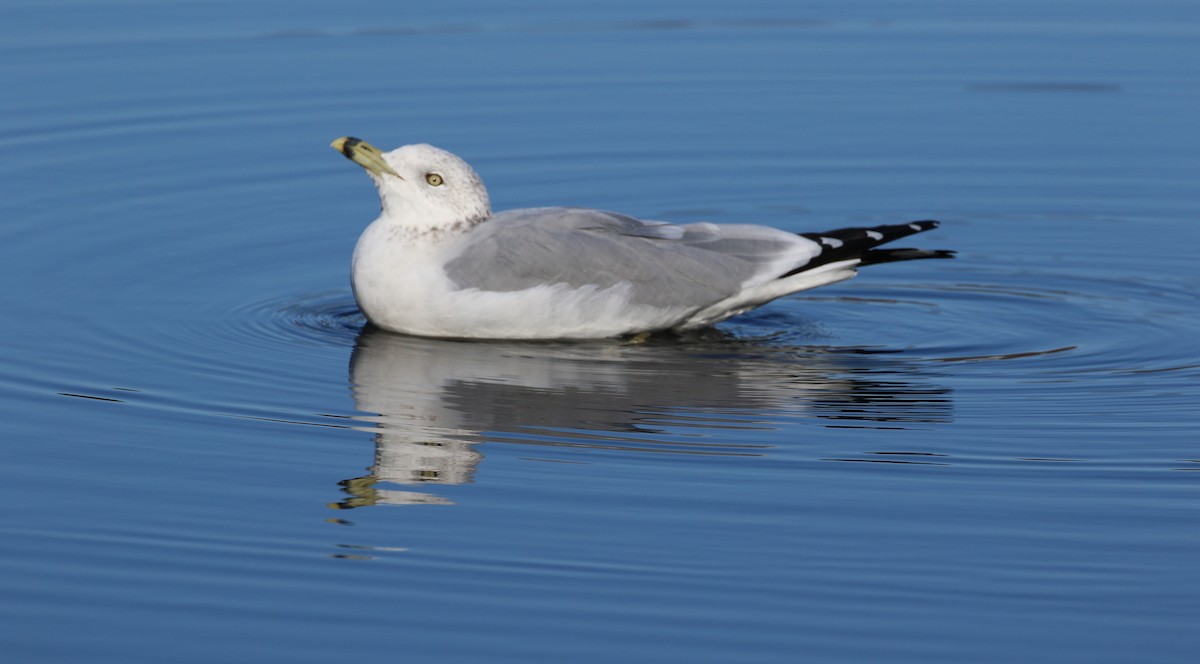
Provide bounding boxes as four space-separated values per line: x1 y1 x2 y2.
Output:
351 220 461 336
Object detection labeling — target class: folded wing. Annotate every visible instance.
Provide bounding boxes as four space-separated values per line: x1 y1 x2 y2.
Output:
442 207 951 314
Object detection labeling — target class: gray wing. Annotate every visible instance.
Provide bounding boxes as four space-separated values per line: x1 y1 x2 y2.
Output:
442 207 815 309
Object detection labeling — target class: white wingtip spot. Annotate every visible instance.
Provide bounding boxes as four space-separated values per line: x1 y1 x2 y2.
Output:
866 230 883 240
909 223 923 231
820 236 844 249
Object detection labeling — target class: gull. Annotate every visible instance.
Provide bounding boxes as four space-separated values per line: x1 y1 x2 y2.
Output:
330 137 953 339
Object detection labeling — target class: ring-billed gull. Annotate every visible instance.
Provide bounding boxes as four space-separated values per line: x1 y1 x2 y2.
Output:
330 137 954 339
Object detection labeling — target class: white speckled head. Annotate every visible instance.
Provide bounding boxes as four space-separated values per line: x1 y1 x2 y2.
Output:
335 138 491 233
375 143 492 232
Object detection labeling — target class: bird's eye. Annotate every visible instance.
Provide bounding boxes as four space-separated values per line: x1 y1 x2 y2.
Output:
425 173 444 186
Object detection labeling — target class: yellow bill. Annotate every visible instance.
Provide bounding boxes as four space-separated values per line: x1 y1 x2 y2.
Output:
330 136 401 178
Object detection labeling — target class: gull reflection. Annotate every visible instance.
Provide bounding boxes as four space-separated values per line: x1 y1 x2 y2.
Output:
335 327 952 508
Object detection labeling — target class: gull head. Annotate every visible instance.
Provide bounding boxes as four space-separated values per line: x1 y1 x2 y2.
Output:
331 137 491 232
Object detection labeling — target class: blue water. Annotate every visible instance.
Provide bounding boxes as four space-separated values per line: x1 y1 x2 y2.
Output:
2 1 1198 662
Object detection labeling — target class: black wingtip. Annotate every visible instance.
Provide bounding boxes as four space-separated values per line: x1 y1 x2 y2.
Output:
787 220 951 276
858 247 956 266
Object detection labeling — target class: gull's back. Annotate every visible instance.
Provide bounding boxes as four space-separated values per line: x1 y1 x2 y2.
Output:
442 207 821 311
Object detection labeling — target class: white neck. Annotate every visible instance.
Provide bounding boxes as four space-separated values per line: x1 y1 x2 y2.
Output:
373 179 491 240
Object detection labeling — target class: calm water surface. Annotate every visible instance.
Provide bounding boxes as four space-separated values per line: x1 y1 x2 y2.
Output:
2 1 1198 662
